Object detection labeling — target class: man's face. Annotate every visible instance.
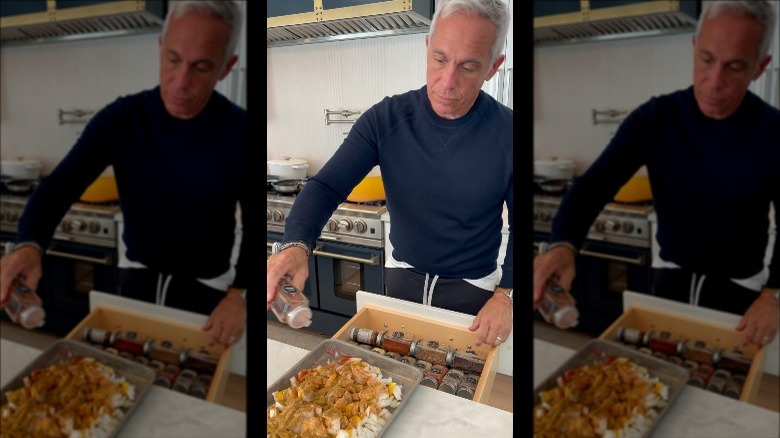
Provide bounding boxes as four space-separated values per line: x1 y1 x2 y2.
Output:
426 12 504 120
159 11 237 119
693 10 771 120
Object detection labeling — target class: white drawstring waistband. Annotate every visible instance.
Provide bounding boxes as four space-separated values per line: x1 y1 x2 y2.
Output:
156 273 173 306
689 273 706 306
422 273 440 306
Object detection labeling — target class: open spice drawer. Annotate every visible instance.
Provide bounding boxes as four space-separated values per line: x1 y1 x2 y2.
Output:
332 303 498 403
65 304 232 402
599 305 766 402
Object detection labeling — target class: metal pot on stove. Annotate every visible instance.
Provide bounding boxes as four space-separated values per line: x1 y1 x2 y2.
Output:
271 178 307 194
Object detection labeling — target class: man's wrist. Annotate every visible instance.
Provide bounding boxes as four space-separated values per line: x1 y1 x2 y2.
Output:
494 287 513 304
545 241 577 255
8 241 43 256
760 287 779 302
272 241 311 257
227 287 246 299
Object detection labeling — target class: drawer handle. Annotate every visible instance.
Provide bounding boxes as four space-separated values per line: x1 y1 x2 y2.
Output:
45 248 113 265
312 249 379 266
579 248 646 266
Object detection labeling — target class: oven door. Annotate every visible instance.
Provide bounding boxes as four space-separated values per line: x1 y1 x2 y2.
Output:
314 240 384 317
41 240 118 335
574 239 651 335
266 232 319 308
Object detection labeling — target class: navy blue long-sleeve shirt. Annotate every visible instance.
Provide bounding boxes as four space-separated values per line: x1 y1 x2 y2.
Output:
18 86 259 290
284 86 514 288
552 86 780 288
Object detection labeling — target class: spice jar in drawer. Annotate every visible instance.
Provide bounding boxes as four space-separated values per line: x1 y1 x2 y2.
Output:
420 364 449 389
411 339 453 367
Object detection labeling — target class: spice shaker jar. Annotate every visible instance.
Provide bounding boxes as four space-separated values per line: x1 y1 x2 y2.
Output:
183 349 219 375
679 340 721 366
438 369 465 395
411 340 451 367
537 283 579 329
723 374 746 399
110 331 145 356
718 349 752 375
450 350 487 375
3 279 46 329
643 331 680 357
380 331 413 356
270 275 312 329
420 364 449 389
616 326 644 345
456 373 480 399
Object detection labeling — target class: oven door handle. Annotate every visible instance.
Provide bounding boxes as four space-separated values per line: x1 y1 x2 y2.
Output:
579 247 646 266
45 247 114 266
312 248 380 266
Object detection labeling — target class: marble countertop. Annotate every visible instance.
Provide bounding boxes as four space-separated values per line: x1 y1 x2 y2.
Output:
534 338 780 437
1 339 245 438
268 339 514 437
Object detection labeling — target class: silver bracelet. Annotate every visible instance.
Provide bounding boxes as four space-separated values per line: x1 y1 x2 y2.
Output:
7 241 43 255
272 240 311 257
544 241 577 254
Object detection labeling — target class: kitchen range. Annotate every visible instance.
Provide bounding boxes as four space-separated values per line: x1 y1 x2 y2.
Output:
267 184 386 335
533 190 654 335
0 187 120 335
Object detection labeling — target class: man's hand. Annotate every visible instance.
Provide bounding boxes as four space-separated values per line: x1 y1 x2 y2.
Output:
267 247 309 311
533 246 576 309
736 288 779 347
469 289 513 347
203 287 246 346
0 247 43 308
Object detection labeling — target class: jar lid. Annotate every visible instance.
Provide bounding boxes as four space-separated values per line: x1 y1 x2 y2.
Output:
553 306 579 329
19 306 45 329
287 306 312 329
267 157 309 167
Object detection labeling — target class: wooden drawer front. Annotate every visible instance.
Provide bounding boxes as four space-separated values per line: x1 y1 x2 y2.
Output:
65 305 231 402
599 305 765 402
332 304 497 403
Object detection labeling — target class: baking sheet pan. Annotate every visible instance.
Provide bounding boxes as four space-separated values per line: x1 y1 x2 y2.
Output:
1 339 155 438
534 338 689 438
267 339 424 437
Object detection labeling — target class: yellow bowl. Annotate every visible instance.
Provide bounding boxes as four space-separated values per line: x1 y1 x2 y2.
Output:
81 175 119 203
347 176 385 203
614 175 652 203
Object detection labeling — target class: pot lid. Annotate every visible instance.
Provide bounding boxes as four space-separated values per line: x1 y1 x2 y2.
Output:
1 158 42 167
267 156 309 166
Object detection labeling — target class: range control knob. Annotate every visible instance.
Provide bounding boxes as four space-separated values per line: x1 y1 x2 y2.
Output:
272 209 284 223
354 220 367 234
594 219 605 232
622 221 635 234
266 209 272 222
71 220 86 232
338 218 353 232
7 211 18 222
326 219 338 232
604 219 620 232
88 221 102 234
539 210 552 223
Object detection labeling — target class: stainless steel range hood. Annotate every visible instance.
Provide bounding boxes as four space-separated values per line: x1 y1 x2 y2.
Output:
534 0 700 47
1 1 166 47
267 0 435 48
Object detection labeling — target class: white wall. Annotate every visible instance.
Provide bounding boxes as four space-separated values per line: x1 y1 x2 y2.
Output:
266 34 428 176
533 32 694 176
0 34 160 175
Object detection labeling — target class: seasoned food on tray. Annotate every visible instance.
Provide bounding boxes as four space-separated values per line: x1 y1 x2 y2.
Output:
1 356 136 438
534 355 669 438
267 355 403 438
